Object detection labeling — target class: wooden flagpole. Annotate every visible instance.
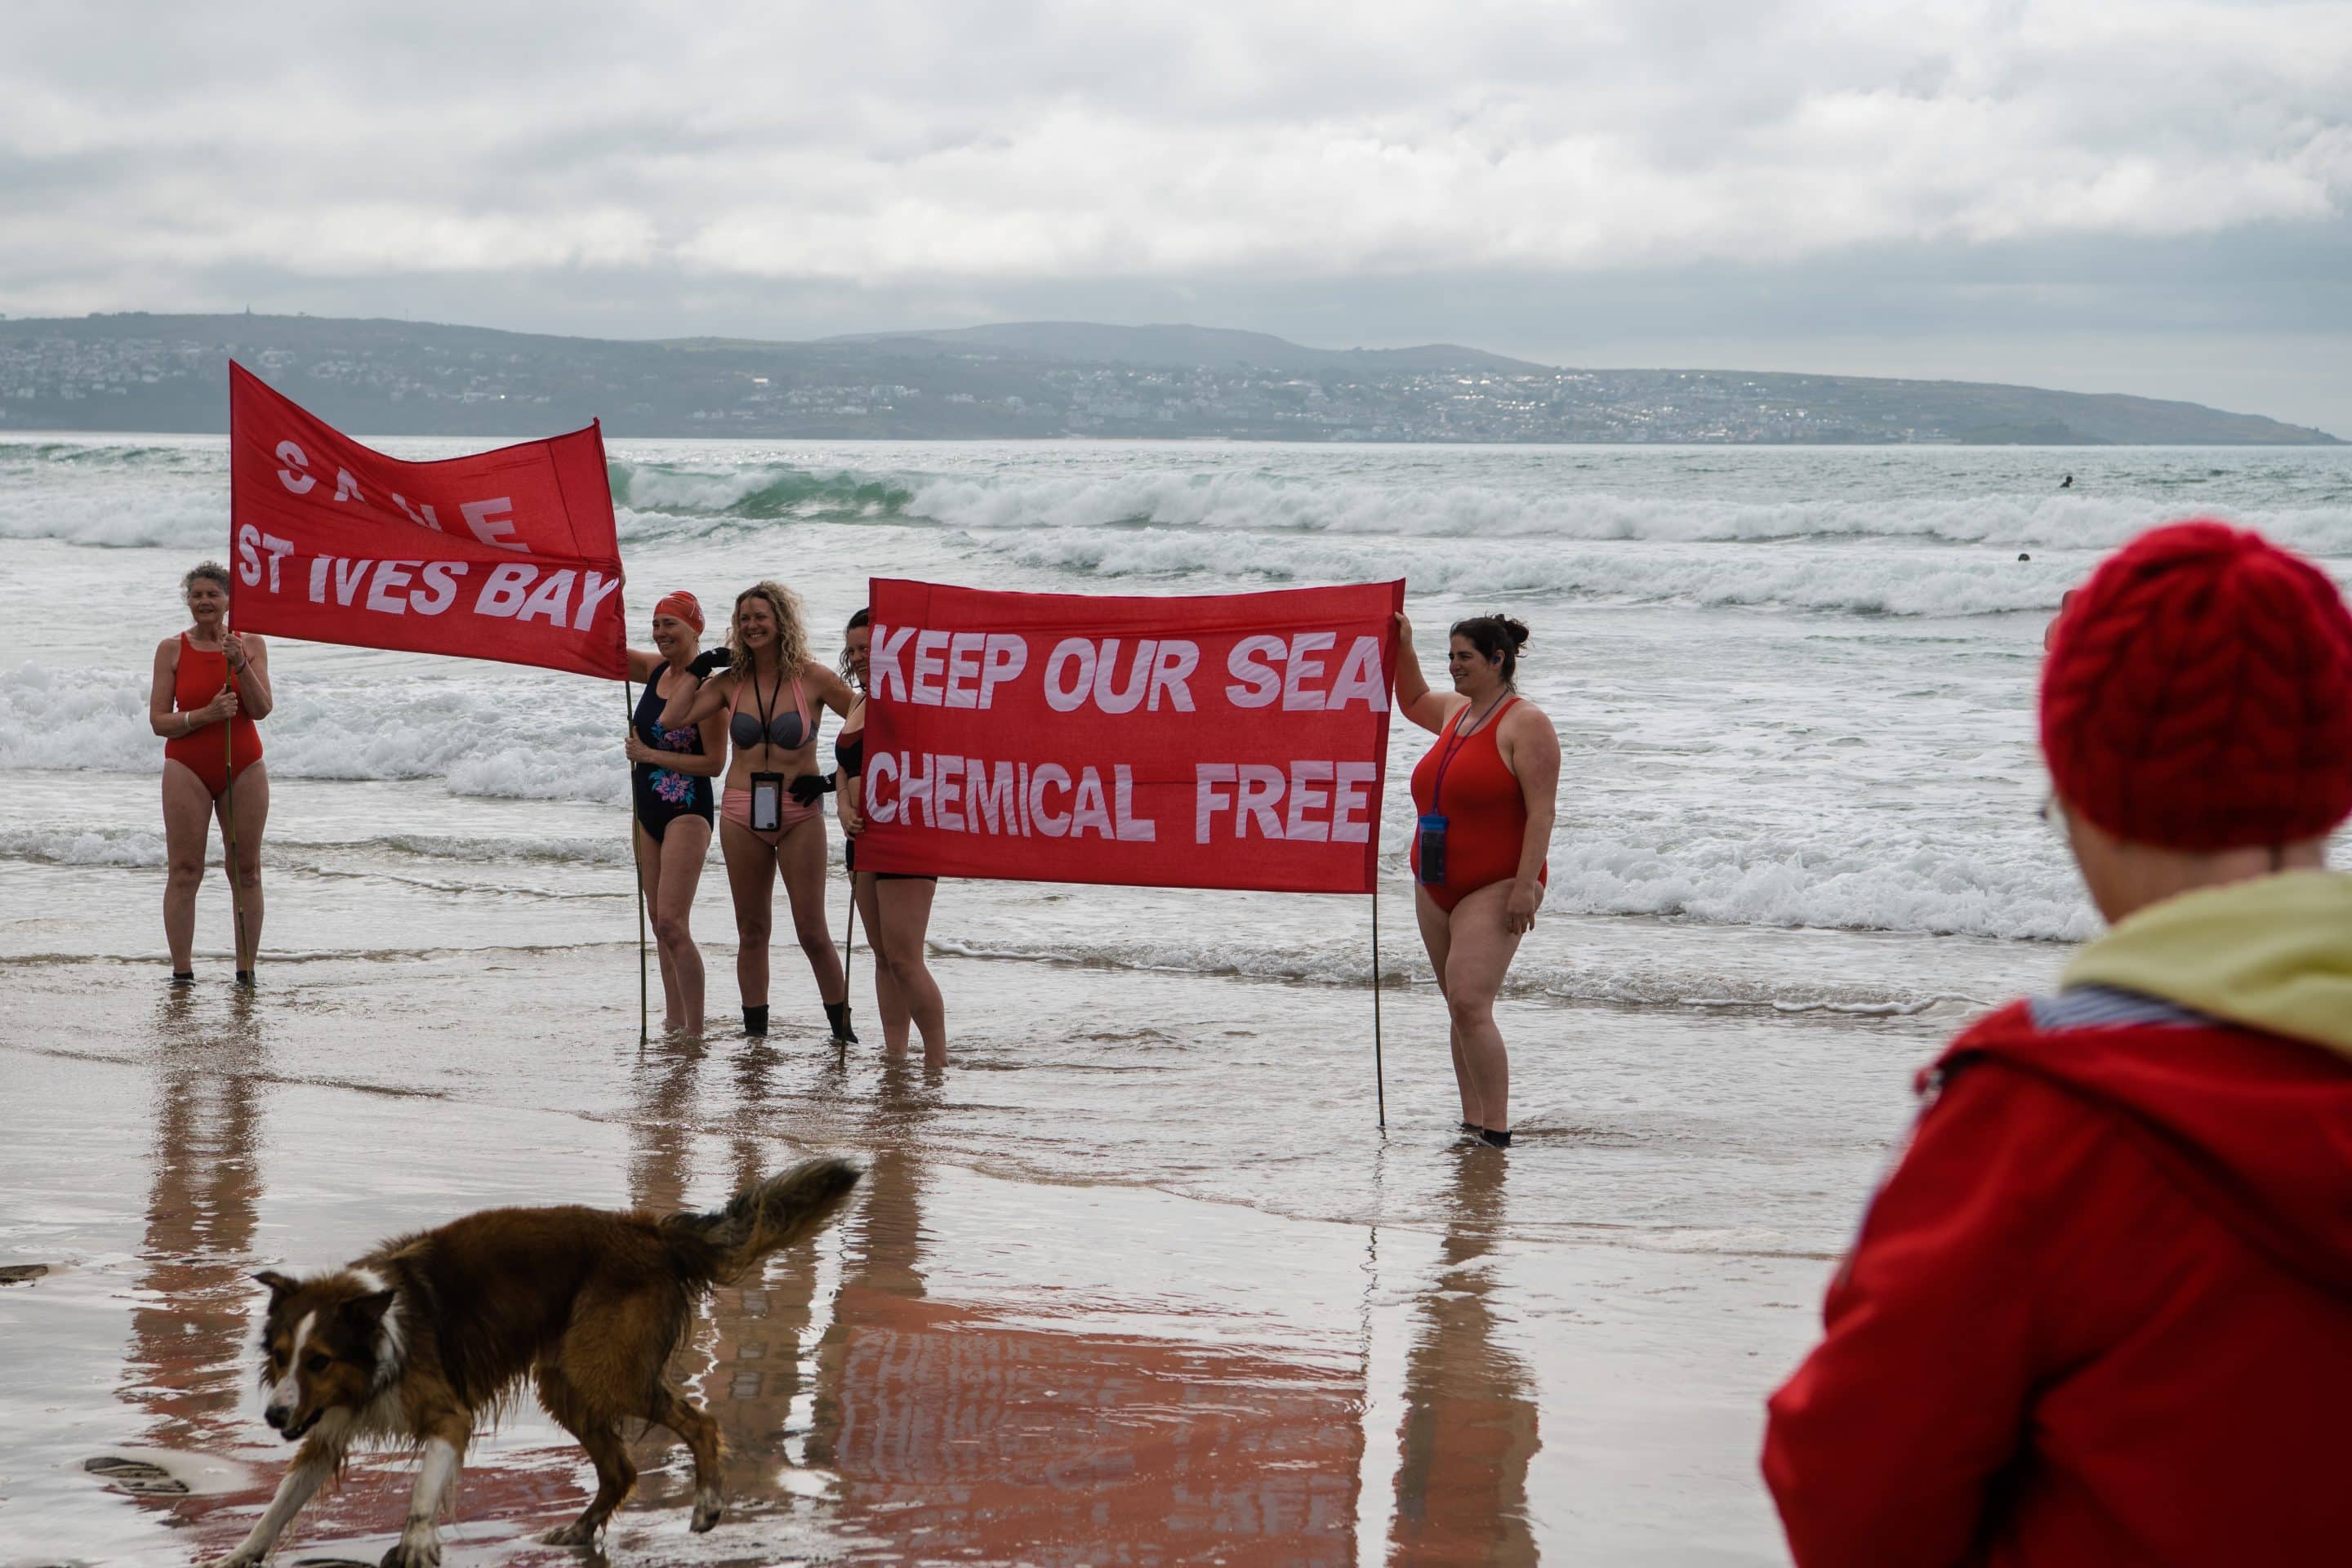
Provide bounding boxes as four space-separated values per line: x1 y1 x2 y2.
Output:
1370 889 1386 1130
626 676 647 1045
220 662 252 982
840 881 858 1058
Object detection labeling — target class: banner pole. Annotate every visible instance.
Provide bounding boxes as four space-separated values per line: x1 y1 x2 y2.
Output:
626 675 647 1046
840 877 858 1059
1370 889 1386 1131
220 665 251 981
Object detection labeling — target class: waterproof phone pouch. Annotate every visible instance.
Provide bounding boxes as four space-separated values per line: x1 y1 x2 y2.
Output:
1416 813 1450 885
751 773 785 832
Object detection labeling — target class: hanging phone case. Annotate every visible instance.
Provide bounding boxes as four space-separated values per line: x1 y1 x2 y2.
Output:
751 772 784 831
1417 813 1449 884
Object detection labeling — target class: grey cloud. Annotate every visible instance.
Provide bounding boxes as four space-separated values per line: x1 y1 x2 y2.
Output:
3 0 2348 429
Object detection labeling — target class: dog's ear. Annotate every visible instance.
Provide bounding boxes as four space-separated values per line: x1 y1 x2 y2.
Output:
254 1270 300 1306
341 1289 396 1335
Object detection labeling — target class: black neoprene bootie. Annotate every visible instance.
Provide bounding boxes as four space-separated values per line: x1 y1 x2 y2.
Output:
170 971 195 987
824 1001 858 1044
743 1004 769 1037
1478 1127 1513 1149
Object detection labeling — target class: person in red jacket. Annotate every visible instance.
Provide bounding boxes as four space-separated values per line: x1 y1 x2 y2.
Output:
1763 519 2352 1568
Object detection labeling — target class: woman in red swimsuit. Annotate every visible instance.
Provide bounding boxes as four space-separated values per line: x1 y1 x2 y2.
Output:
147 562 274 984
1396 612 1560 1147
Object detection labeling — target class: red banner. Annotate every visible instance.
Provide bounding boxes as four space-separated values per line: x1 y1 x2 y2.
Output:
226 363 626 678
857 579 1403 893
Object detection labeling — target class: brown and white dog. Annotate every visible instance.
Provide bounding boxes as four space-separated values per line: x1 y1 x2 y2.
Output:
207 1157 860 1567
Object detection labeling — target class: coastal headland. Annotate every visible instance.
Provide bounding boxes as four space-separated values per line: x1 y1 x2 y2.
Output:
2 313 2338 445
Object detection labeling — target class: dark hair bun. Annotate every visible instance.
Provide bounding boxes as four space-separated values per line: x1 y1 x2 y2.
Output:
1446 612 1532 681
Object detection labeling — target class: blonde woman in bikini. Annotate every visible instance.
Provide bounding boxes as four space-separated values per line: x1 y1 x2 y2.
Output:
662 581 856 1039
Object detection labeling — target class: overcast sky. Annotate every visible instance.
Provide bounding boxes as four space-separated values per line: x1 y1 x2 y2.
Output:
7 0 2350 431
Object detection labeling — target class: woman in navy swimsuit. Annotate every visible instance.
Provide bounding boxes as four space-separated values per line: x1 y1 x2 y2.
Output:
624 590 726 1036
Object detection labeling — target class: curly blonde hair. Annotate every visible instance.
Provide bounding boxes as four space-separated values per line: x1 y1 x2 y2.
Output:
728 580 811 675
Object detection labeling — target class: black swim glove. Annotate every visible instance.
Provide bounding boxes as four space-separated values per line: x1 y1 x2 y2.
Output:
789 772 836 806
687 647 733 679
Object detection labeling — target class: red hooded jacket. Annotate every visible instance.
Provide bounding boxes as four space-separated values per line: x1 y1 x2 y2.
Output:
1763 973 2352 1566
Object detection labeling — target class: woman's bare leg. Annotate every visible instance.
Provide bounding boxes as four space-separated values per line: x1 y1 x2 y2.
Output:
874 877 944 1064
853 871 910 1049
161 760 214 973
214 764 267 970
719 817 777 1007
654 817 710 1035
1413 887 1481 1127
776 817 844 1006
1438 880 1523 1135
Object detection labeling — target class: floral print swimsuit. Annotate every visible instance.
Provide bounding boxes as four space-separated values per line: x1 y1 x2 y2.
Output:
631 671 715 840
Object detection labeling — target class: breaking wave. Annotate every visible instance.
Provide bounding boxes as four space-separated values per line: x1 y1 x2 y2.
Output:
908 470 2352 556
11 439 2348 567
0 660 631 804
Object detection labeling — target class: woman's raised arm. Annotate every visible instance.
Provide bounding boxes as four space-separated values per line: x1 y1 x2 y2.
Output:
1392 612 1462 735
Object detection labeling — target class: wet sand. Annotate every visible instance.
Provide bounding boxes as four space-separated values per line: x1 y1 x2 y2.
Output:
0 931 2006 1566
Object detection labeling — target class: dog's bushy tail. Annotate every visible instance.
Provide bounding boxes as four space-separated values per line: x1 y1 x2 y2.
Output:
662 1156 862 1287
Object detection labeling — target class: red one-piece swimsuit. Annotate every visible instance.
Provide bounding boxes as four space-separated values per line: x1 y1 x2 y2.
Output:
1410 696 1547 913
164 634 261 798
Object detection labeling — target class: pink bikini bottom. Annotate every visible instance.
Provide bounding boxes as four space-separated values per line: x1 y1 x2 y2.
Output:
719 787 822 846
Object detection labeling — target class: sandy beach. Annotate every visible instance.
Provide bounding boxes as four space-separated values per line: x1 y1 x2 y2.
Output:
0 914 2003 1566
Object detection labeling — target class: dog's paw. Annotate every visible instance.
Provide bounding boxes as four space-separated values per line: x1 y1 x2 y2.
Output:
379 1539 441 1568
538 1517 601 1547
203 1552 267 1568
691 1486 724 1533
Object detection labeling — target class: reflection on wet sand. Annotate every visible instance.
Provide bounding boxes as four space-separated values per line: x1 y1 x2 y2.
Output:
626 1048 1370 1562
111 999 594 1560
120 993 261 1452
818 1293 1363 1562
626 1036 832 1531
806 1057 1364 1564
1390 1149 1541 1566
89 1022 1396 1563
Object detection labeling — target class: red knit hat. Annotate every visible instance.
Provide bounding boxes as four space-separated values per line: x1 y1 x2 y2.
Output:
2041 520 2352 850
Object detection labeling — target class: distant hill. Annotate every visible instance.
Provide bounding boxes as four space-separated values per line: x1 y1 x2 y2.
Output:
0 311 2336 444
820 321 1550 376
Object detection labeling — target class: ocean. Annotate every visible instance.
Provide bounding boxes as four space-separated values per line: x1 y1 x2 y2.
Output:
3 436 2349 1563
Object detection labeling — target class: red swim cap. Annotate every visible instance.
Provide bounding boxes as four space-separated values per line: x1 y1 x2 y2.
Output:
653 590 704 632
2041 519 2352 850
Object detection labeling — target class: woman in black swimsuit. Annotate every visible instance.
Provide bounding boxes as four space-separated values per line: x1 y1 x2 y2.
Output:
624 590 727 1036
838 608 947 1064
